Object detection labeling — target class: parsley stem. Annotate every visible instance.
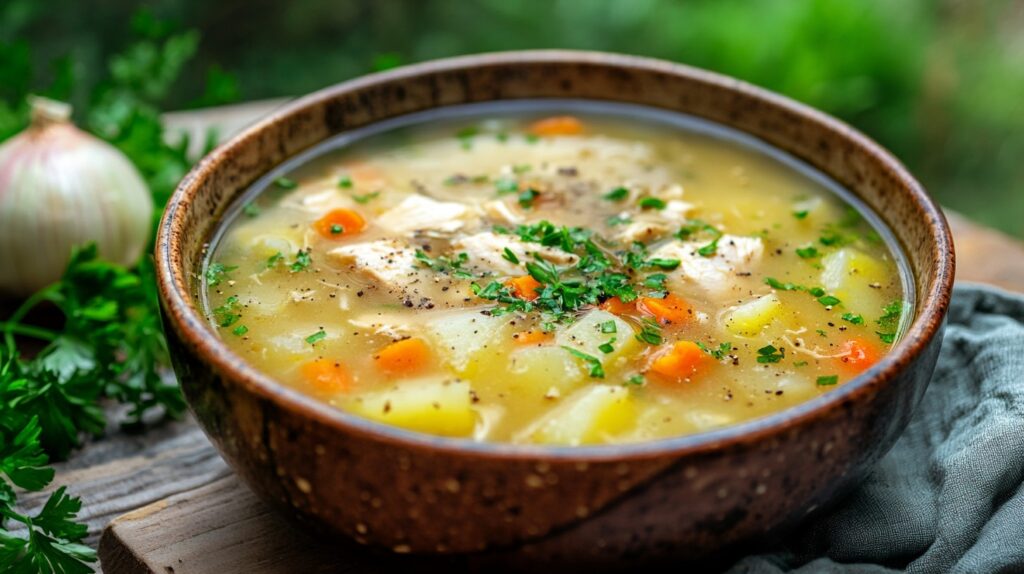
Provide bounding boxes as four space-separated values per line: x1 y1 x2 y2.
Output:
0 321 58 342
3 283 60 354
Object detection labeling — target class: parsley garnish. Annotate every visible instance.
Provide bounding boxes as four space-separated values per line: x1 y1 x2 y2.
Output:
604 187 628 201
232 325 249 336
793 210 809 219
415 250 473 279
635 319 663 345
817 375 839 386
502 247 520 265
818 295 841 307
213 295 241 327
352 191 380 204
625 375 646 386
600 320 618 334
764 277 828 298
639 197 666 210
266 252 284 269
242 202 261 218
676 219 722 257
205 262 237 287
330 224 344 235
842 313 865 325
648 258 680 270
495 177 518 195
274 177 298 190
289 249 312 273
876 300 904 344
518 188 539 208
756 344 785 364
305 329 327 345
796 246 819 259
562 346 605 378
793 360 809 367
696 341 732 360
598 338 617 354
337 175 353 188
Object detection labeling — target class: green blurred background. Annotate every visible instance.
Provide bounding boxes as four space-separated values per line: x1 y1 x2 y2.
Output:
4 0 1022 237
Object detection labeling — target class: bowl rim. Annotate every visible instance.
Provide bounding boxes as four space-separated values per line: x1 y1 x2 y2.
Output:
156 49 955 462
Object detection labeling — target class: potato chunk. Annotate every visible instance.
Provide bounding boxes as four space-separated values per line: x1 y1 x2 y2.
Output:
724 293 784 336
345 377 475 437
521 385 636 446
423 310 514 376
507 346 586 398
555 309 637 367
821 248 889 317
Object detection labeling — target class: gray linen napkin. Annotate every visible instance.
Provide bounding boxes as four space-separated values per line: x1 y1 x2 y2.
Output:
728 284 1024 574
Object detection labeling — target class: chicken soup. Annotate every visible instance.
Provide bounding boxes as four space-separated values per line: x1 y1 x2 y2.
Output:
204 103 909 446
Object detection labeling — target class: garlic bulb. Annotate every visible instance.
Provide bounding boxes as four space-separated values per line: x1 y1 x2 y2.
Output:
0 96 153 296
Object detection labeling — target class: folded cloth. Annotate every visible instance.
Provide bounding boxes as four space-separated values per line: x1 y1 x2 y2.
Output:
729 284 1024 574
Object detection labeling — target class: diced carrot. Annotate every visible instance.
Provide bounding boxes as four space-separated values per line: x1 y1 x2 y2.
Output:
300 359 351 394
637 294 692 326
505 275 543 301
527 116 584 137
648 341 707 382
314 208 366 239
600 296 635 315
374 338 432 375
836 337 881 374
512 329 552 346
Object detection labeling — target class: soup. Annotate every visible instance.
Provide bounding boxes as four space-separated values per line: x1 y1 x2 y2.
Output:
203 104 908 446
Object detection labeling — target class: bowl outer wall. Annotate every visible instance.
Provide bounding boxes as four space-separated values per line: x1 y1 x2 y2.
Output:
156 51 954 558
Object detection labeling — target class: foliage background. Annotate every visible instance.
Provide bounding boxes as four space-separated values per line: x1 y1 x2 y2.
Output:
4 0 1022 237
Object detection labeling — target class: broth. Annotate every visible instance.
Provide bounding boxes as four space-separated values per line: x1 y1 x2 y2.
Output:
204 102 909 446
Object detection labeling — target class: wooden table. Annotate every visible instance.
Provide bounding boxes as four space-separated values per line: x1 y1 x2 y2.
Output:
7 101 1024 573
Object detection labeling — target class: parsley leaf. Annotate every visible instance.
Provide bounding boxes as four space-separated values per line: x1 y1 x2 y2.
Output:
604 187 628 201
756 344 785 364
562 347 605 378
817 375 839 386
205 262 237 287
696 341 732 360
351 191 380 204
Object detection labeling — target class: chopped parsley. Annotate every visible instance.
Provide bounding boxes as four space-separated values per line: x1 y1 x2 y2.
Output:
676 219 722 257
876 300 904 344
625 375 646 386
793 360 809 367
793 210 809 219
756 344 785 364
232 325 249 336
816 375 839 386
817 295 842 307
305 329 327 345
697 341 732 360
604 187 629 201
796 246 819 259
289 249 312 273
337 175 353 188
415 250 473 279
205 262 237 287
562 347 605 378
242 202 261 218
330 224 345 235
502 247 520 265
494 177 518 195
600 320 617 334
648 258 680 270
352 191 380 204
842 313 865 325
639 197 666 210
213 296 241 327
266 252 284 269
518 188 539 208
635 319 663 345
764 277 827 298
274 177 298 189
598 338 617 354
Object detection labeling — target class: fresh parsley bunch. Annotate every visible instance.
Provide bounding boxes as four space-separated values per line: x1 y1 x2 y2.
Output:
0 8 238 572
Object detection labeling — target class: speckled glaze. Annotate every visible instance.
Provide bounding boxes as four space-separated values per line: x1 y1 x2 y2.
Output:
156 52 954 566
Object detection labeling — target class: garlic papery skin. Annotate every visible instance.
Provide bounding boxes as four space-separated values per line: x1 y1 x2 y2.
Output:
0 97 154 296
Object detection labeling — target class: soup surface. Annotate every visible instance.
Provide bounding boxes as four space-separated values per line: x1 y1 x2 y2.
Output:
205 104 908 446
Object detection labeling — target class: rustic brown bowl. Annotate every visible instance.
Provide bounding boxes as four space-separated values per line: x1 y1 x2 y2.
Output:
155 51 954 566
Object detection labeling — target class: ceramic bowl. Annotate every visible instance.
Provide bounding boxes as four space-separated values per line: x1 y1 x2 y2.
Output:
155 51 955 566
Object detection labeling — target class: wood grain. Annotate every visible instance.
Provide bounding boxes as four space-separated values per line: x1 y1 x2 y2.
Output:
2 99 1020 573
